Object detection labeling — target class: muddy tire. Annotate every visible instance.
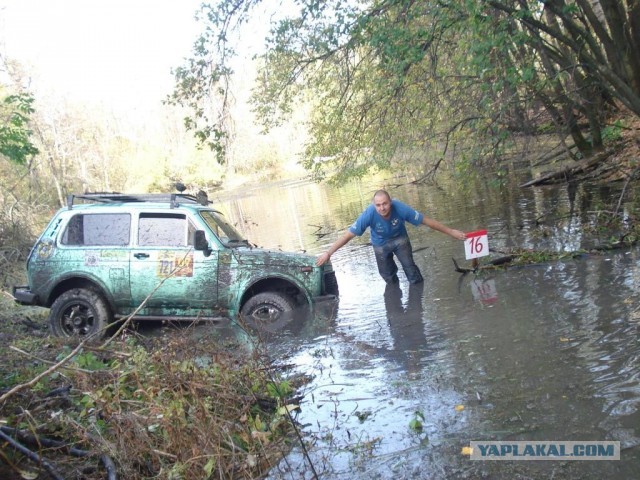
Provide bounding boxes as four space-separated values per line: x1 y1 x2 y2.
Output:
240 292 295 331
49 288 111 339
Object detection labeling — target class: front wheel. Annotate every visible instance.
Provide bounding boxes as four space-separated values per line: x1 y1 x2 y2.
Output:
240 292 295 331
49 288 111 339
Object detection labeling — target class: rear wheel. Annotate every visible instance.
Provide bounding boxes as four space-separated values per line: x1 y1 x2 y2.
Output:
240 292 295 331
49 288 111 339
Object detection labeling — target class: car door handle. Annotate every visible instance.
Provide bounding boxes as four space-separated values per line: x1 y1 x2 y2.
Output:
134 253 150 259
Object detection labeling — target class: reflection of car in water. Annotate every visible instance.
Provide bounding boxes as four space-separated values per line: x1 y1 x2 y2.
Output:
13 193 339 338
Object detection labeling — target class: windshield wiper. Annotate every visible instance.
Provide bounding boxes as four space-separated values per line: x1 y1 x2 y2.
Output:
226 239 250 247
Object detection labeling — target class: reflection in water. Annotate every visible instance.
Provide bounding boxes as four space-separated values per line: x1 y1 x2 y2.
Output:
469 277 499 305
178 176 640 479
383 282 428 375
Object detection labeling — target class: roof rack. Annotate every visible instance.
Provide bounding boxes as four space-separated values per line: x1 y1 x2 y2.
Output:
66 192 212 209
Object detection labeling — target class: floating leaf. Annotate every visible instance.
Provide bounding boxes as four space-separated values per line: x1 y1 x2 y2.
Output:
455 404 465 412
559 337 570 342
409 418 423 432
409 411 426 432
461 446 473 456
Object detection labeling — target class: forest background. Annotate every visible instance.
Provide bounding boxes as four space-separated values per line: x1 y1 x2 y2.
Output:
2 0 640 262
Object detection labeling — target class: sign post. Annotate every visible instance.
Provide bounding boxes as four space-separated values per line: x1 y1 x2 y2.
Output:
464 229 489 260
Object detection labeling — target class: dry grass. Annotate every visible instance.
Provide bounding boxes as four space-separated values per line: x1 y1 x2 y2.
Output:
0 320 302 479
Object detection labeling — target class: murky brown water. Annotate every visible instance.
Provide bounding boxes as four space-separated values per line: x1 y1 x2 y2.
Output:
168 172 640 479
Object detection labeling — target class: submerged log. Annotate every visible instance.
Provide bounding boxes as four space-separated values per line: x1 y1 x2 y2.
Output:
520 149 613 187
452 258 473 273
452 255 516 274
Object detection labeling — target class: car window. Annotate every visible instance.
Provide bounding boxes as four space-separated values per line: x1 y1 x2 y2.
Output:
199 210 246 246
138 213 194 247
61 213 131 246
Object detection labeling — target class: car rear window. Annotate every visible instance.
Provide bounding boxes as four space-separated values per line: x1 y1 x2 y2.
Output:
61 213 131 246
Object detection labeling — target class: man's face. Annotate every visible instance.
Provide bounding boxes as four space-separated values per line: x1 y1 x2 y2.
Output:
374 193 392 219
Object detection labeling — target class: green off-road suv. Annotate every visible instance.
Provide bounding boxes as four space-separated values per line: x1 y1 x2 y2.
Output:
13 193 338 338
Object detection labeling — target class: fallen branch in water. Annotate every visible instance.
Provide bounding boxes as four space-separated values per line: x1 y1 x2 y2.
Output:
452 257 474 274
453 235 640 273
452 256 517 274
520 148 615 187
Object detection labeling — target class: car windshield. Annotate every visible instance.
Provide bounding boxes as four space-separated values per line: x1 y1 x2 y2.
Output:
199 210 249 247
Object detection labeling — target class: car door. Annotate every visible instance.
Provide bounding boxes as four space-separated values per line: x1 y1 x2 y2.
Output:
57 212 132 309
130 211 218 314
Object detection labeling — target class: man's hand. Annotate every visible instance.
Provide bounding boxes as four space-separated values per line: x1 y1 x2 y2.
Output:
315 231 355 266
316 252 331 266
450 229 467 241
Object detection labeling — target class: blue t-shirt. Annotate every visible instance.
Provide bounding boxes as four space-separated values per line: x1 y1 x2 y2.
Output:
349 199 424 246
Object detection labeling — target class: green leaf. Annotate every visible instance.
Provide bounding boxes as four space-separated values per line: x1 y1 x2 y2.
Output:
409 418 423 432
203 457 216 476
0 93 39 164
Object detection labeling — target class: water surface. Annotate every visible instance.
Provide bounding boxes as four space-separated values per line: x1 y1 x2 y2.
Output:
205 175 640 479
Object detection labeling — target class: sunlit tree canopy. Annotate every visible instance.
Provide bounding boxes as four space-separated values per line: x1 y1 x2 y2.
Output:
171 0 640 183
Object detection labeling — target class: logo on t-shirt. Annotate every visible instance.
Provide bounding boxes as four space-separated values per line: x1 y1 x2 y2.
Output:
391 218 399 227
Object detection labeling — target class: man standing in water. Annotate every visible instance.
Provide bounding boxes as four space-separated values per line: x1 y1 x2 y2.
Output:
315 190 467 284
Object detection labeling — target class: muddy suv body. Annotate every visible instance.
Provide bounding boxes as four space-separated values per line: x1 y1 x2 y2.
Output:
13 193 338 337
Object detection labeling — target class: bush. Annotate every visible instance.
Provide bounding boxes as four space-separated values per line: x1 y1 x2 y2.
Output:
0 326 301 479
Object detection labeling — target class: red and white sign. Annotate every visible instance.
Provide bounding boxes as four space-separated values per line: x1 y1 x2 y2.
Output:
464 229 489 260
471 279 498 304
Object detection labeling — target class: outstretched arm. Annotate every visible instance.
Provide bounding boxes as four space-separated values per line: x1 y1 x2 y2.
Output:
316 231 356 266
422 217 467 241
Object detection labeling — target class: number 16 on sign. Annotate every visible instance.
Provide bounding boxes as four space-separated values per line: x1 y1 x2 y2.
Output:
464 230 489 260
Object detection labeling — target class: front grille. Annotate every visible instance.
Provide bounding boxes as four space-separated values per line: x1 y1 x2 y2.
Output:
323 270 339 296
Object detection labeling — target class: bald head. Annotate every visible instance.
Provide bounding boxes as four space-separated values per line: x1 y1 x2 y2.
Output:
373 190 392 218
373 190 391 202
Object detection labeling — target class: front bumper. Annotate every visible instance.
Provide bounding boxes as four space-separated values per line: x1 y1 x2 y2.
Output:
12 286 38 306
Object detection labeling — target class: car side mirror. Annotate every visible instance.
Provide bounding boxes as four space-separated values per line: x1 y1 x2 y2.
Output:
194 230 211 257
